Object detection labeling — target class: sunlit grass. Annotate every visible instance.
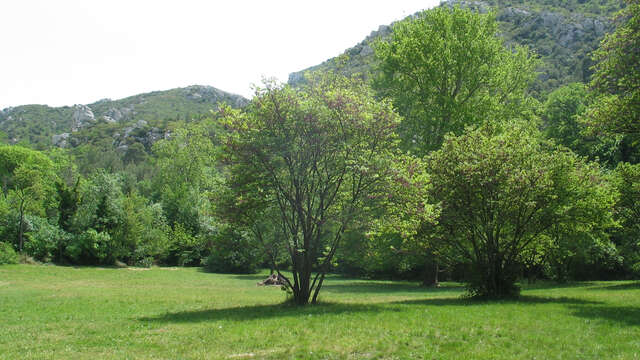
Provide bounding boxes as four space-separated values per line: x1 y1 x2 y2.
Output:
1 265 638 359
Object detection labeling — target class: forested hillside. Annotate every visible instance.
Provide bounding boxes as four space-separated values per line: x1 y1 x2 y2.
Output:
0 85 247 149
289 0 624 96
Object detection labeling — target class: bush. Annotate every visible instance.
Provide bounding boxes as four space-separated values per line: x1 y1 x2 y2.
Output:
0 242 19 265
204 227 261 274
64 229 113 265
166 224 209 266
24 216 69 262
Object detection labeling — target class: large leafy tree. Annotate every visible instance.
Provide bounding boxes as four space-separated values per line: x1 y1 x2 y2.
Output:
586 0 640 141
152 123 220 236
427 122 616 297
373 6 537 155
542 83 622 166
612 162 640 276
0 145 57 252
222 74 407 305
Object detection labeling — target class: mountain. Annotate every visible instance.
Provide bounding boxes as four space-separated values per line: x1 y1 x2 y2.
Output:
0 85 248 149
288 0 625 96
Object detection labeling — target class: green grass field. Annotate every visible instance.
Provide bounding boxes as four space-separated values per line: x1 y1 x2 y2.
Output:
0 265 639 359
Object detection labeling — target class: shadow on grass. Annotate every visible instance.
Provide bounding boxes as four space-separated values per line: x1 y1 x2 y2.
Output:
139 302 386 324
519 281 599 291
587 282 640 291
322 282 463 294
140 295 607 325
392 295 603 307
569 304 640 326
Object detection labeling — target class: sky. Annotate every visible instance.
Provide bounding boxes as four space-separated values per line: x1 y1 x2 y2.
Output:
0 0 440 109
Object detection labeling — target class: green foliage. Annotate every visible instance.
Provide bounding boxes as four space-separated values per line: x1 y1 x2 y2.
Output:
336 230 427 280
23 216 69 263
166 223 210 266
0 145 58 252
612 162 640 276
119 193 171 264
204 225 261 274
152 122 221 237
542 83 622 165
0 242 19 264
586 0 640 139
72 171 124 235
427 122 616 297
373 6 538 154
540 163 621 281
64 229 114 265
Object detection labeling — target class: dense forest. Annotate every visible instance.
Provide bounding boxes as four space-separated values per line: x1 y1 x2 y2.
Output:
1 0 638 303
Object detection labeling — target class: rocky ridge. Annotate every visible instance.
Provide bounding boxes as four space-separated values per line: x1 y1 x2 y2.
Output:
0 85 248 148
288 0 617 95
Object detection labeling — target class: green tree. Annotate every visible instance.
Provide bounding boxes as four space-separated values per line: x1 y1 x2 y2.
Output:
0 145 57 252
612 162 640 276
222 74 405 305
118 193 170 266
427 122 615 297
68 171 125 264
373 6 538 155
586 0 640 144
152 123 220 237
542 83 621 165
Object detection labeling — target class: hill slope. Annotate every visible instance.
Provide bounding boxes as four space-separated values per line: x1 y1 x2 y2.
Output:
0 85 248 148
288 0 624 96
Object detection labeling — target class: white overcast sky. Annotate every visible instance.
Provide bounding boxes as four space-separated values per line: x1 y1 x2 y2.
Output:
0 0 440 109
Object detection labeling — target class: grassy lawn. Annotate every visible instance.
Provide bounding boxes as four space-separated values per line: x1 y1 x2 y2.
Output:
0 265 639 359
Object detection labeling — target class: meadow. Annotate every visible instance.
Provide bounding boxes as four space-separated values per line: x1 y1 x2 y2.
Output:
0 265 639 359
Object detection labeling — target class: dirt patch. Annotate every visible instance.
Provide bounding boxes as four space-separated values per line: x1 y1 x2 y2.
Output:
228 349 281 359
228 353 255 358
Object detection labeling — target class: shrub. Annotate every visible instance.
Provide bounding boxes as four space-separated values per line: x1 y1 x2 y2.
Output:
24 216 69 262
0 242 19 265
166 224 209 266
64 229 113 265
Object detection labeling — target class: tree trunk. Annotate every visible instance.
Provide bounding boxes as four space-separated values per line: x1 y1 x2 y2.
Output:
291 262 312 305
422 261 440 287
18 198 25 253
311 272 326 303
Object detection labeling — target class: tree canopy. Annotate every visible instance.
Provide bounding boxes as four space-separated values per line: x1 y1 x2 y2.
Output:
586 0 640 137
373 6 538 154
